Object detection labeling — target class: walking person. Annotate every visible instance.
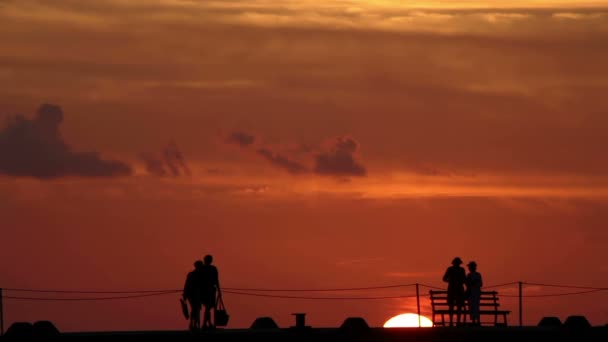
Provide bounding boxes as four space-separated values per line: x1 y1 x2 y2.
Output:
442 257 466 326
465 261 483 326
201 254 221 330
183 260 204 331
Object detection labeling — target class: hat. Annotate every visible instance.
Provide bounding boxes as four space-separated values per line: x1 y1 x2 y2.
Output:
452 257 463 265
467 261 477 267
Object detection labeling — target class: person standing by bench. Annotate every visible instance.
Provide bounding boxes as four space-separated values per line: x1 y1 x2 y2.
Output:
442 257 466 326
465 261 483 326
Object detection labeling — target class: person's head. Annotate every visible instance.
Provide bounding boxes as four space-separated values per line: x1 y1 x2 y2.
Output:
452 257 463 266
194 260 204 269
467 261 477 271
204 254 213 265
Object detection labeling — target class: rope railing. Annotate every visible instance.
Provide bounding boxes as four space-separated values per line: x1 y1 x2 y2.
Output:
3 291 179 301
1 281 606 301
222 291 419 300
2 283 418 294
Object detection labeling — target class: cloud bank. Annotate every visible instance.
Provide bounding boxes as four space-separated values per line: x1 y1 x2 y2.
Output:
0 104 132 178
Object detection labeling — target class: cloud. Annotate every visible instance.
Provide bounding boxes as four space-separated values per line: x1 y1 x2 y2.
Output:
314 137 366 177
141 141 190 177
223 131 368 178
226 131 255 147
223 130 307 174
0 104 132 179
256 147 308 175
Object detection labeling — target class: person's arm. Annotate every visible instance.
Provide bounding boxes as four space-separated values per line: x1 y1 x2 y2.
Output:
215 268 221 297
183 274 190 299
442 268 450 283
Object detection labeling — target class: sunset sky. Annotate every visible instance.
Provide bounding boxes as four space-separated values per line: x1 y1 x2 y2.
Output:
1 0 608 332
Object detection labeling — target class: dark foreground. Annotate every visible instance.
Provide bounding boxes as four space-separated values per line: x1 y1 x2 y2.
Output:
3 326 606 342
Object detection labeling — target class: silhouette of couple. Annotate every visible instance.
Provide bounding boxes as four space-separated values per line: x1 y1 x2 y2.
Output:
183 255 221 331
442 257 483 326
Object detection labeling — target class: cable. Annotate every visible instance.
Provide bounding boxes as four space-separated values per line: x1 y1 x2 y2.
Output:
4 288 608 302
3 291 179 301
4 283 417 294
418 282 518 291
3 288 179 294
223 284 416 292
484 282 519 289
222 290 418 300
3 281 607 299
523 282 608 291
501 289 607 298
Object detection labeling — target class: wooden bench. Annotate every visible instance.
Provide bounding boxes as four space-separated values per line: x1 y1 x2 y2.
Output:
429 290 510 326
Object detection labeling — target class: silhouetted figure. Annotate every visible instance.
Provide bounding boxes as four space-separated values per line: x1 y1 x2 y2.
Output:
465 261 483 326
183 260 204 331
201 254 221 330
443 257 466 326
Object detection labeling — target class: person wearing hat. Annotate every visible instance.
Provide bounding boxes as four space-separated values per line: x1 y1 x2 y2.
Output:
465 261 483 326
442 257 467 326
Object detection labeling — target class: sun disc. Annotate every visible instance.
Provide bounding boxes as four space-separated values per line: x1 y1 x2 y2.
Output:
383 313 433 328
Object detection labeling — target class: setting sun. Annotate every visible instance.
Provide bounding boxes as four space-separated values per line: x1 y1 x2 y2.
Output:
383 313 434 328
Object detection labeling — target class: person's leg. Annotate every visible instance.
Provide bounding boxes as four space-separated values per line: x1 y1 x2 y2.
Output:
188 301 197 331
192 304 201 331
456 297 464 326
203 306 212 329
196 306 201 330
448 299 454 327
472 294 480 325
446 292 453 327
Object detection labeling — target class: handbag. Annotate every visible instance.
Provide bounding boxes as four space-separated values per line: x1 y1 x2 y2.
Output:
180 298 189 320
215 294 229 326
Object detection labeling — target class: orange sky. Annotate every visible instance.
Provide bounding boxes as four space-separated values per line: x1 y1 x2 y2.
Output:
1 0 607 332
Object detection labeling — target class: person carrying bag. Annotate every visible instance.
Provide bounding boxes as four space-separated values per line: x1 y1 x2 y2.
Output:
215 292 229 327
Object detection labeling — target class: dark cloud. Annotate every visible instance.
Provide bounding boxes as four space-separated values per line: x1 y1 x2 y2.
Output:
256 148 308 175
314 137 366 177
0 104 132 179
224 130 308 174
141 141 190 177
141 153 166 176
226 131 255 147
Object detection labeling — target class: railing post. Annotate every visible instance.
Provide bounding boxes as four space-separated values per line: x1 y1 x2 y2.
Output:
416 283 421 327
518 281 523 327
0 288 4 336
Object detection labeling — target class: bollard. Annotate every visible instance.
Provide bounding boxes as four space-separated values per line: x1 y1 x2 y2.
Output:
564 315 591 329
538 316 562 328
340 317 370 334
292 313 307 329
250 317 279 329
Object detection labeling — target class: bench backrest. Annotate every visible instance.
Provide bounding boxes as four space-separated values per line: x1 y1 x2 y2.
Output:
429 290 502 310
